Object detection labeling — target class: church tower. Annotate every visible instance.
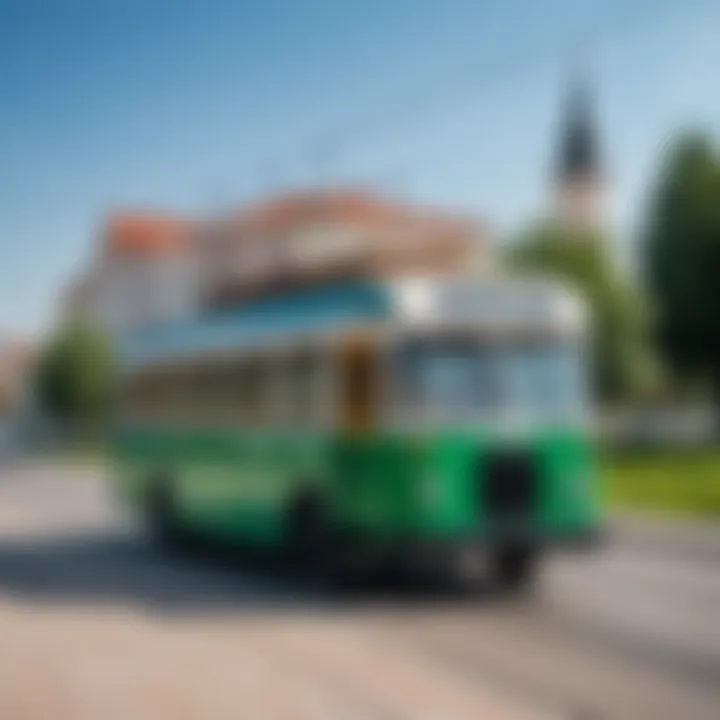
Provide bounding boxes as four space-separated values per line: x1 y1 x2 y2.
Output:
553 76 604 228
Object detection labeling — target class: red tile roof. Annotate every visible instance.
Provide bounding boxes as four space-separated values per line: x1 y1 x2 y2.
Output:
228 190 464 236
104 213 193 257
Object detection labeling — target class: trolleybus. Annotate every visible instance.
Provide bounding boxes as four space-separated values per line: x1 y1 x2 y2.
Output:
115 275 599 588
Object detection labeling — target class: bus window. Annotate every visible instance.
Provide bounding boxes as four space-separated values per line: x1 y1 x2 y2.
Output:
167 365 194 424
183 366 203 422
238 357 270 427
143 370 165 423
215 361 236 424
195 366 224 425
339 340 378 434
232 360 250 425
158 367 176 422
263 354 285 428
282 348 326 429
273 352 296 428
142 372 161 422
124 372 148 423
216 362 236 424
391 337 495 427
390 335 587 428
500 343 587 424
176 365 198 424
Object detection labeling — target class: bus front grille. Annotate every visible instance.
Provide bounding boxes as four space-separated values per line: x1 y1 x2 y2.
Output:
481 450 536 519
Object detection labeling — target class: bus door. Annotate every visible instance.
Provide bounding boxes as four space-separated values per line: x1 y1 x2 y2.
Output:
335 336 388 526
338 336 379 435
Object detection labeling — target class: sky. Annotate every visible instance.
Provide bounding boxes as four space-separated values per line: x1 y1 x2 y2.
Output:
1 0 720 336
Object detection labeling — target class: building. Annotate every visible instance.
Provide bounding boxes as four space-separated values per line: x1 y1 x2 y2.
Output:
0 338 37 456
199 190 491 309
65 191 491 339
66 213 199 340
552 76 604 229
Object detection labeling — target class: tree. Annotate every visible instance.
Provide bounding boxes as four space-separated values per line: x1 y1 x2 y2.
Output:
643 131 720 399
34 323 116 426
508 220 652 401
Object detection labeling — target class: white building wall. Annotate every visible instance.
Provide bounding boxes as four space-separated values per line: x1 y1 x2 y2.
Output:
88 254 200 341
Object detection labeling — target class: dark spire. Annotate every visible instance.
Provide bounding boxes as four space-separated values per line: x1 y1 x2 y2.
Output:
555 76 600 182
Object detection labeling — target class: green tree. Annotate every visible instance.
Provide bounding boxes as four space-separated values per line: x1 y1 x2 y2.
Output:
508 221 652 401
643 131 720 398
35 323 116 425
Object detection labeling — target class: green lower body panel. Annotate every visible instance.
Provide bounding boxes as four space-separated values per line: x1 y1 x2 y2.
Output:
114 424 600 549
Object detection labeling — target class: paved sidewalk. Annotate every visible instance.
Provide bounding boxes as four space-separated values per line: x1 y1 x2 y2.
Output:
0 461 536 720
0 600 537 720
609 513 720 562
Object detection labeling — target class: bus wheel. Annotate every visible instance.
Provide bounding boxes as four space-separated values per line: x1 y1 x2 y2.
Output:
284 492 330 575
145 475 191 553
491 546 539 594
322 533 376 592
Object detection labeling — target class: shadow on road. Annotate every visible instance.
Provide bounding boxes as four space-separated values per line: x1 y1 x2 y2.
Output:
0 529 509 616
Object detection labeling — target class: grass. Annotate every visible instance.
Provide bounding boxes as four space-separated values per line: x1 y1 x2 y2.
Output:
602 446 720 518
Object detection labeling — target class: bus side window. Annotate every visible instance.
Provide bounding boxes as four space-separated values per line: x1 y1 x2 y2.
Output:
141 373 157 422
183 366 201 423
339 340 378 434
272 352 290 429
144 371 162 422
215 361 235 425
233 360 248 426
160 368 172 421
240 357 266 428
281 347 331 430
263 354 287 428
164 367 184 424
125 373 146 422
177 366 196 425
210 363 233 426
196 367 217 426
281 349 309 428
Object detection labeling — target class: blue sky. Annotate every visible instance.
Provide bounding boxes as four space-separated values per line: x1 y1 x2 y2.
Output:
1 0 719 335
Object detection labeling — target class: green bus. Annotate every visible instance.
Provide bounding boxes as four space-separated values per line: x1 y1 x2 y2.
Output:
115 275 600 588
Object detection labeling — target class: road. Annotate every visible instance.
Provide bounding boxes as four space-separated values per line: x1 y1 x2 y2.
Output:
0 460 719 719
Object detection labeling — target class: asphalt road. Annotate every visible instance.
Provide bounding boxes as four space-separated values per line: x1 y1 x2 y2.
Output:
0 460 719 719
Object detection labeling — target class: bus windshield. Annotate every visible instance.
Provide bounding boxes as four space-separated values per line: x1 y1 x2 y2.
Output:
393 337 587 426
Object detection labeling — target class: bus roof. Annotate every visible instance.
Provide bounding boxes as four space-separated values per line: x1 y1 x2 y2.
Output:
120 276 585 371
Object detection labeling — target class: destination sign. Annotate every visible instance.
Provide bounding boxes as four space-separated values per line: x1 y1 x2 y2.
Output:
394 278 586 331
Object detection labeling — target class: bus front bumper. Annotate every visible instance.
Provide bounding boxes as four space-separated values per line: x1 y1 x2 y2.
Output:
336 524 604 575
402 524 600 553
